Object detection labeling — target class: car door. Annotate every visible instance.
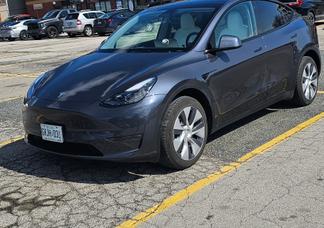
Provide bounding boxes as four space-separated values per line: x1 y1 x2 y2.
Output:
205 1 269 124
88 12 97 25
253 1 296 99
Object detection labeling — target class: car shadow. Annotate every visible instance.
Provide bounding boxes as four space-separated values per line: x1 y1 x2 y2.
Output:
0 139 173 184
0 106 281 184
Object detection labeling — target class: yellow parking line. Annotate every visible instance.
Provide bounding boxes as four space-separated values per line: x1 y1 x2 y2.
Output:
117 112 324 228
0 136 24 148
318 91 324 94
0 96 22 103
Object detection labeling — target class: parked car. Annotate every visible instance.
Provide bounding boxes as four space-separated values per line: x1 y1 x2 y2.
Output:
64 10 105 37
0 19 35 41
93 9 135 35
0 14 34 26
23 0 321 169
279 0 324 24
27 9 77 39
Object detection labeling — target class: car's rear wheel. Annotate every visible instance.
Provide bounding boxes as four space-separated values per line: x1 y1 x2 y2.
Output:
292 56 319 106
84 25 93 37
160 96 208 169
304 11 315 25
47 26 58 39
19 30 28 40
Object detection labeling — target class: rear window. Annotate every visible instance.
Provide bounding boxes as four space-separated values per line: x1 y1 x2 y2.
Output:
66 13 79 20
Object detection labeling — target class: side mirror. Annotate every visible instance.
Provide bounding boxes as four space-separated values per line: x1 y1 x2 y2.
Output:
205 35 242 54
218 35 241 50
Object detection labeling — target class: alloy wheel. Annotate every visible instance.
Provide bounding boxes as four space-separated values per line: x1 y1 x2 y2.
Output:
302 62 318 100
20 31 28 40
48 27 58 38
84 26 93 36
173 106 205 161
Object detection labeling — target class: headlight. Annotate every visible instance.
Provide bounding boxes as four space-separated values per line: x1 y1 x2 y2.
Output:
40 23 45 28
102 77 156 106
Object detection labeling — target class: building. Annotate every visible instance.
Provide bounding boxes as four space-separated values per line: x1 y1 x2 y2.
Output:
0 0 27 21
25 0 175 18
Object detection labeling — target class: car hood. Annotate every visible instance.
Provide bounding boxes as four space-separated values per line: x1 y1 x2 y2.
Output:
35 51 186 103
0 21 19 28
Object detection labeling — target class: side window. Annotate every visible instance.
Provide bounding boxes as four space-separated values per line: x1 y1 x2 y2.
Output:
210 1 257 49
88 13 97 19
253 1 293 34
96 12 104 18
83 13 90 19
59 10 68 19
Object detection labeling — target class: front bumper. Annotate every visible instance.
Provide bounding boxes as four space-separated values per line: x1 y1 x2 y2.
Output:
22 95 166 162
27 28 46 37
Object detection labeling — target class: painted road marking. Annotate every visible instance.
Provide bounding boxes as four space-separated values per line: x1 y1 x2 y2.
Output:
318 91 324 94
117 112 324 228
0 96 22 103
0 136 24 148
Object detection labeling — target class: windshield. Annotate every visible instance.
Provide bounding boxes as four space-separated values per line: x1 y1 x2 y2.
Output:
99 12 115 19
100 7 216 51
42 10 60 19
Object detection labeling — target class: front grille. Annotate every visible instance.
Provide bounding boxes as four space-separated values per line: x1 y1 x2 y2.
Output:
28 134 103 157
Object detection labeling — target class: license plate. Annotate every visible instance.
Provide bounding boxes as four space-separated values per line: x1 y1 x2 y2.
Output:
40 124 64 143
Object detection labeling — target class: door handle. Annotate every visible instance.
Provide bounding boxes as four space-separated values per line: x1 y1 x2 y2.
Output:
254 47 262 53
290 33 297 39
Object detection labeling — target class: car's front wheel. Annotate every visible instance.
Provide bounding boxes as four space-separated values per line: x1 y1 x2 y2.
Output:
292 56 319 106
160 96 208 169
47 26 58 38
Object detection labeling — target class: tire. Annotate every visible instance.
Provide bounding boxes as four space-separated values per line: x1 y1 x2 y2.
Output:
304 11 315 25
159 96 208 169
47 26 58 39
83 25 93 37
19 30 28 40
292 56 319 106
68 33 76 38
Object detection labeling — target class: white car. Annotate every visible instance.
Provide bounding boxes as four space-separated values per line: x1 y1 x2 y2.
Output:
63 10 105 37
0 19 34 41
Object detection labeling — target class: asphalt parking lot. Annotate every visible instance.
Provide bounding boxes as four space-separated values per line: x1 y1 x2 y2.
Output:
0 26 324 228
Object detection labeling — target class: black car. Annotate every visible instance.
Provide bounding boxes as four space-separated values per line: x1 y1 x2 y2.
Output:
280 0 324 24
23 0 320 169
27 9 77 39
93 9 135 35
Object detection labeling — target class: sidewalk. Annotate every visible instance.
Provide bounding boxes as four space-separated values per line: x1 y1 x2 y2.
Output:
141 118 324 228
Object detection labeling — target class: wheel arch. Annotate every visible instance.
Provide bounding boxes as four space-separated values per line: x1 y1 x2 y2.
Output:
173 88 213 134
304 49 321 73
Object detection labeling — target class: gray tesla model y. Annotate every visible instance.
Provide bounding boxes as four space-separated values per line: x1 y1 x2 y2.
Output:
23 0 321 169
